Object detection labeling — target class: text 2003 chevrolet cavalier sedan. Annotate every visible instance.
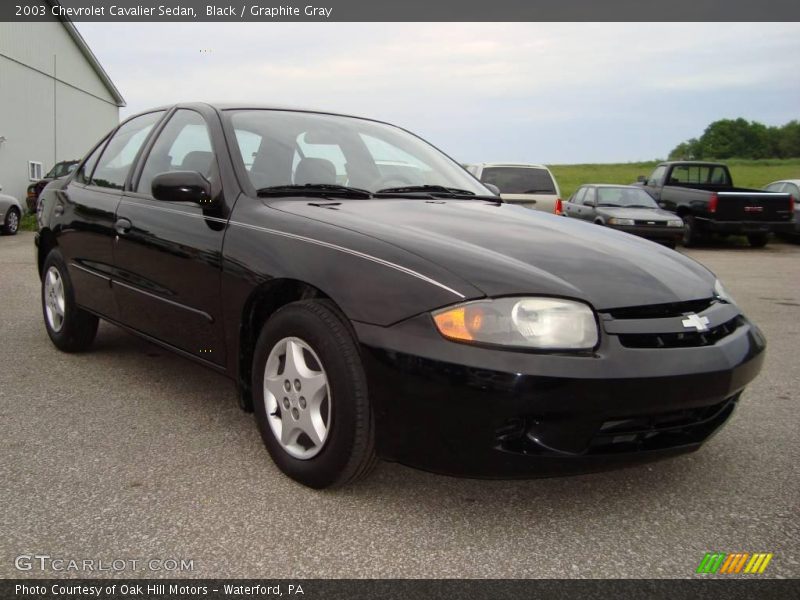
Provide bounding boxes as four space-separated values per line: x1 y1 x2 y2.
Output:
36 104 765 488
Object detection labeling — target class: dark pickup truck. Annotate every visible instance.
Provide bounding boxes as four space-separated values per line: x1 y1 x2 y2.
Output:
637 161 794 247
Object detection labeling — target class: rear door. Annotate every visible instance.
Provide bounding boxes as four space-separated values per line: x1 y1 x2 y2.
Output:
112 108 229 366
55 111 164 320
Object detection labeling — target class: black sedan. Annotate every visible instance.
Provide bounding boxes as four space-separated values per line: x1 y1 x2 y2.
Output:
564 184 683 247
35 104 765 488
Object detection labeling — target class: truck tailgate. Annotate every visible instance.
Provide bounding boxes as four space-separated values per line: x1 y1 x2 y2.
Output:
715 192 793 221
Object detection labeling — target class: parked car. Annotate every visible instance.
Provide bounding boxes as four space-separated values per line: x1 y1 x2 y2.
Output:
0 185 22 235
465 163 562 213
636 161 793 247
26 160 79 212
764 179 800 240
564 185 683 248
37 103 765 488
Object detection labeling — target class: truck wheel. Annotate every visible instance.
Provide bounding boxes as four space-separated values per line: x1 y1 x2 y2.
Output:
252 300 377 488
747 233 769 248
41 248 99 352
2 207 20 235
681 216 702 247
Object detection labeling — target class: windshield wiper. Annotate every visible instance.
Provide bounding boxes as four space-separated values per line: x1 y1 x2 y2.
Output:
522 189 554 194
626 204 655 208
376 185 498 200
598 203 622 207
256 184 372 199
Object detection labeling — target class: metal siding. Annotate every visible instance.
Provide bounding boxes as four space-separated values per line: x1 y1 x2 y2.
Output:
0 22 119 206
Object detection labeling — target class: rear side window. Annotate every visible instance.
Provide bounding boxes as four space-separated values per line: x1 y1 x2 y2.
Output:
74 140 107 185
480 167 556 194
91 111 164 190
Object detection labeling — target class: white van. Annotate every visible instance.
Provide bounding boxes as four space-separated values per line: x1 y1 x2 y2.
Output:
466 163 562 213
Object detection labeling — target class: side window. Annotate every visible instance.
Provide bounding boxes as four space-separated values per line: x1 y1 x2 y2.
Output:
648 166 667 186
137 110 215 195
584 187 596 205
91 111 164 190
74 141 107 185
571 187 586 204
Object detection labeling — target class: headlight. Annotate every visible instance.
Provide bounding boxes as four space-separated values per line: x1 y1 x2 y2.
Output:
432 297 598 350
667 219 683 227
608 217 635 226
714 279 736 305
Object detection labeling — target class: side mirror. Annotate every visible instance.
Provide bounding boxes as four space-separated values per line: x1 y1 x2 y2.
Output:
483 183 501 196
151 171 213 205
584 200 596 208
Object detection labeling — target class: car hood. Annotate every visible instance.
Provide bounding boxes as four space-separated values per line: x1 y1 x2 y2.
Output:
271 198 715 310
598 207 677 220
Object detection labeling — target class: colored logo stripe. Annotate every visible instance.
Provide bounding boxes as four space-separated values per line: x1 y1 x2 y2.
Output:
696 552 773 574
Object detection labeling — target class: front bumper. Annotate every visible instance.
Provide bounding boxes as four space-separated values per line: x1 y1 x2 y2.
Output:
354 303 766 478
609 224 681 242
697 218 794 235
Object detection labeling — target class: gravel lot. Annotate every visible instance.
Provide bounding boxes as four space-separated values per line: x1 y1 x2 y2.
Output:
1 231 798 579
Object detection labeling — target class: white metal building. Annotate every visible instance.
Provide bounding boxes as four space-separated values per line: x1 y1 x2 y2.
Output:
0 15 124 207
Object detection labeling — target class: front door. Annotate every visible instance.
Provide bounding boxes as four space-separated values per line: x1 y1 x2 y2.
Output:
112 109 228 366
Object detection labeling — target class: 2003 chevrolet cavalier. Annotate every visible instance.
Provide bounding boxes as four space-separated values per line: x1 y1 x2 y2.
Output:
36 104 765 488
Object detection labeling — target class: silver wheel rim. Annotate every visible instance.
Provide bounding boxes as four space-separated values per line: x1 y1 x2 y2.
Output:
263 336 331 460
44 266 66 332
7 211 18 232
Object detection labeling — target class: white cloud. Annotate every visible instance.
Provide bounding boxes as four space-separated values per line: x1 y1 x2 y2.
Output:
75 22 800 163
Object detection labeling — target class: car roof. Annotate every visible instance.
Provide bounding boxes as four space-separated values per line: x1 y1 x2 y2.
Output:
126 102 375 122
768 179 800 185
582 184 643 189
472 163 550 169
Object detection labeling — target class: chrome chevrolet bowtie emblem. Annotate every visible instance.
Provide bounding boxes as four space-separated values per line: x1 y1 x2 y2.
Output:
682 313 710 332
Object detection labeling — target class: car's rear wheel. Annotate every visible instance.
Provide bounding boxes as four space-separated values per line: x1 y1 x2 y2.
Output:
41 249 99 352
252 300 376 488
747 233 769 248
3 207 20 235
681 215 702 247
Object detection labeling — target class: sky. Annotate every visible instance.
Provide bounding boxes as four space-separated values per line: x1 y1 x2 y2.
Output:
76 22 800 165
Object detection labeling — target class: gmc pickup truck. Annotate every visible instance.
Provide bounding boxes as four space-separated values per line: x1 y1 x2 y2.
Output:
637 161 794 247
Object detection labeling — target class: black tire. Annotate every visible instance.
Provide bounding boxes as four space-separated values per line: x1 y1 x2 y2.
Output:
252 300 376 488
41 248 99 352
681 215 702 247
3 207 20 235
747 233 769 248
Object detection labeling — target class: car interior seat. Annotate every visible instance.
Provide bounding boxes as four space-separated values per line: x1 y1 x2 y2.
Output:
294 157 337 185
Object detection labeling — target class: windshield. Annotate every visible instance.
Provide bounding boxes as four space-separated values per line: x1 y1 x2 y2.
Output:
597 187 659 208
45 162 77 179
226 110 489 196
480 167 556 194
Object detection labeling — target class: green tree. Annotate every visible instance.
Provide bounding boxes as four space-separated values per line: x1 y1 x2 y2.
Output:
668 118 800 160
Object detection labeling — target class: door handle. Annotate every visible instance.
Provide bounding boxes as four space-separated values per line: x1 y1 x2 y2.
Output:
114 218 132 235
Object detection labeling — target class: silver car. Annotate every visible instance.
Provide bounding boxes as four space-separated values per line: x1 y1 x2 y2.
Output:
764 179 799 239
0 185 22 236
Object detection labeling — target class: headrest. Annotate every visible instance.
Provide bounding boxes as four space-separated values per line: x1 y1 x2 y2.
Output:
294 157 336 185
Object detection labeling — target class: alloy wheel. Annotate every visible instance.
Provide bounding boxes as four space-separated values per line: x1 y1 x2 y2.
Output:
263 336 331 459
44 266 66 332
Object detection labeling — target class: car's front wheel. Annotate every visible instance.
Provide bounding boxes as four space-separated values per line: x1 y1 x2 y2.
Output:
252 300 376 488
41 249 99 352
2 207 20 235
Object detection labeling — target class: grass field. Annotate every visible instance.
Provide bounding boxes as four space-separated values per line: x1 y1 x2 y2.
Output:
548 158 800 199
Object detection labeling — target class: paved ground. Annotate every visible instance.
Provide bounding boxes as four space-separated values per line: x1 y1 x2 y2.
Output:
1 231 798 579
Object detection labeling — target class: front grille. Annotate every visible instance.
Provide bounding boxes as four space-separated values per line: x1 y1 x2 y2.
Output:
633 219 667 226
618 315 744 349
494 396 738 456
606 298 715 320
588 397 737 454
